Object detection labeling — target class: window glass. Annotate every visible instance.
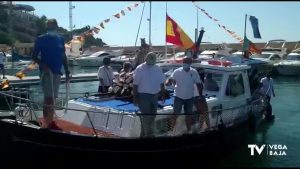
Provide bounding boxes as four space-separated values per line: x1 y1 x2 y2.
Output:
225 74 245 97
203 72 223 92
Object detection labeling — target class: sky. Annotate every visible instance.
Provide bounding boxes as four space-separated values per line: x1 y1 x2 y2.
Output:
17 1 300 47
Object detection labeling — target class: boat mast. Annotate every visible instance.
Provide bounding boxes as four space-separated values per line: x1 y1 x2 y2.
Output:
149 1 152 48
8 1 13 67
69 1 75 36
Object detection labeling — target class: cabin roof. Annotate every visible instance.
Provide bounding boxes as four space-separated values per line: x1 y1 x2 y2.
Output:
191 62 251 72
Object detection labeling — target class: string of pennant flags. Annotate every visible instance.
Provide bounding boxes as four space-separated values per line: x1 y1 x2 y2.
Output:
192 2 244 44
72 1 144 43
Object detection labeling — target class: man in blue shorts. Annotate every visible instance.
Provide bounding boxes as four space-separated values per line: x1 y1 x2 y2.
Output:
32 19 70 130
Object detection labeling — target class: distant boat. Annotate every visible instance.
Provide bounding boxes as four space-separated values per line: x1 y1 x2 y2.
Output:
75 50 123 67
274 42 300 76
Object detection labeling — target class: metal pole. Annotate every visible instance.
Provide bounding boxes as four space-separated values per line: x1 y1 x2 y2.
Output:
149 1 152 48
134 2 146 54
243 14 247 55
8 1 14 67
244 14 247 38
165 2 168 59
69 1 74 32
196 3 199 43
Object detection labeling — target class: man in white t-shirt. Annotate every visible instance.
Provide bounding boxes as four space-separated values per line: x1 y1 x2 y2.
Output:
133 52 166 137
0 50 6 79
166 57 203 133
97 57 114 93
260 73 275 102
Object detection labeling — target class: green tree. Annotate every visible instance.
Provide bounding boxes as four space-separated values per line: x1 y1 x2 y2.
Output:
0 31 15 45
35 15 47 36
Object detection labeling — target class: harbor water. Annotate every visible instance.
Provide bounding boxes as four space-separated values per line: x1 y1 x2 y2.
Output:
2 66 300 167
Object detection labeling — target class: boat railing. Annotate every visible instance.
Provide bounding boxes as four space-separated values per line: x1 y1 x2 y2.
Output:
0 90 266 138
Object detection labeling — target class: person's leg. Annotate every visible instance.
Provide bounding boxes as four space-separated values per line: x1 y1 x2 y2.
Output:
40 71 56 128
171 97 183 131
43 96 55 128
195 97 210 130
0 64 3 78
147 94 158 137
184 98 195 132
138 93 152 137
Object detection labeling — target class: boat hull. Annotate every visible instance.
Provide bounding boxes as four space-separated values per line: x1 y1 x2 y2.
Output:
0 114 262 157
275 64 300 76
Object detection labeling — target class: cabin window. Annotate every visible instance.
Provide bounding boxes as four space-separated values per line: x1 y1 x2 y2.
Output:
203 72 222 92
225 74 245 97
270 55 281 60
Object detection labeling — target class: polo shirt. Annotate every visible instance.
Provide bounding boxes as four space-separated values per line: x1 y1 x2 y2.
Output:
171 67 201 99
133 63 165 94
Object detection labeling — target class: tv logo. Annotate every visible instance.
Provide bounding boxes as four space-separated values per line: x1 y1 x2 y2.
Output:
248 144 287 156
248 144 266 156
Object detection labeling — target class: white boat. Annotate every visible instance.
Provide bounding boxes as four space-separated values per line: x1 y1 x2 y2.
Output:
274 49 300 76
40 61 267 139
75 51 119 67
249 39 287 73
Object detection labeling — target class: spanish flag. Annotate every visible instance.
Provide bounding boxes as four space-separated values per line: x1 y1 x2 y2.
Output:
166 14 195 50
242 36 261 55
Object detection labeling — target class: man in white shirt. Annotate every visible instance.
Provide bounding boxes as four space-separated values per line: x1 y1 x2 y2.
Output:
0 50 6 79
166 57 203 133
260 73 275 102
133 52 166 137
97 57 114 93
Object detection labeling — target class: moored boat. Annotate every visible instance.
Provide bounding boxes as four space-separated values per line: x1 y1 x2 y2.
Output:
0 61 271 155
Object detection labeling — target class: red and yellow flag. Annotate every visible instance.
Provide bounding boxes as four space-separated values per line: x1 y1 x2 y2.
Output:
166 14 195 50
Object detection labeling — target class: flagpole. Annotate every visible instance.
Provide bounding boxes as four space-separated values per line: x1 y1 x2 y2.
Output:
244 14 247 38
165 1 168 59
195 2 199 43
149 1 152 48
243 14 247 56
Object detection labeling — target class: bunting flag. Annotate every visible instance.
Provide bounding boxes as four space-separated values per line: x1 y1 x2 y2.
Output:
114 13 121 19
249 15 261 39
65 2 143 46
192 2 243 44
121 10 125 16
100 22 105 29
92 27 100 34
242 36 262 55
166 14 195 50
